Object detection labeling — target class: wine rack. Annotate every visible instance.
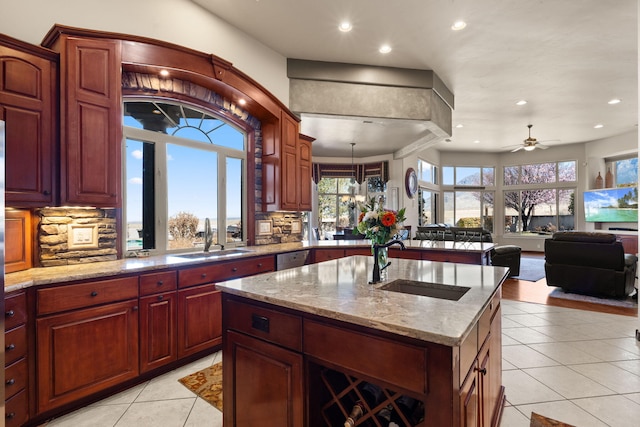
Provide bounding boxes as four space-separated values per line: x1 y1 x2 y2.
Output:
318 367 425 427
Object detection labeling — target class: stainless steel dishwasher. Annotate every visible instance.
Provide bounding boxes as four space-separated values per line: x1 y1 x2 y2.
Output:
276 250 310 270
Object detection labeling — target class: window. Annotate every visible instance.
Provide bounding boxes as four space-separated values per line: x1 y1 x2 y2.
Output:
418 159 438 184
503 161 576 234
609 157 638 187
441 166 495 231
418 189 438 225
124 100 246 253
317 177 357 237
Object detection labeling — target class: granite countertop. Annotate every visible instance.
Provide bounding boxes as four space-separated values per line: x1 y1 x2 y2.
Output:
4 239 496 293
216 256 508 347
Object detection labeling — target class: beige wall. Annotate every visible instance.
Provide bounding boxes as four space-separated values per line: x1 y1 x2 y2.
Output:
0 0 290 104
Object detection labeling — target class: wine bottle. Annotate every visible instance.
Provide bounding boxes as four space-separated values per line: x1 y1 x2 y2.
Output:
359 381 384 408
343 401 364 427
390 395 418 425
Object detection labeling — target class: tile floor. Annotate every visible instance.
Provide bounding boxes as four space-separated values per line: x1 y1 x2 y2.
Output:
42 300 640 427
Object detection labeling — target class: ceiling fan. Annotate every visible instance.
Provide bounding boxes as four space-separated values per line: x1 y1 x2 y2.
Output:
510 124 551 152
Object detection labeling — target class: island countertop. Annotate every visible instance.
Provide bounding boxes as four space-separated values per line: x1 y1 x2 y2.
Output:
216 255 508 347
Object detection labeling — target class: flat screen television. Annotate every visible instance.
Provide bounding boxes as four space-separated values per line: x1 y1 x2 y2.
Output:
584 186 638 222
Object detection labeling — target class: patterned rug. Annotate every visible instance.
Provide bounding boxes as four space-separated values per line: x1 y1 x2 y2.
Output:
549 288 638 308
513 257 546 282
178 362 223 412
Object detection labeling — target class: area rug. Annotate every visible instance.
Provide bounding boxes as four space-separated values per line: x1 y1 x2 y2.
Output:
178 362 223 412
549 288 638 308
513 257 546 282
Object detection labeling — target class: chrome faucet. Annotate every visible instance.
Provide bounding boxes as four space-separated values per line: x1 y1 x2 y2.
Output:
370 239 406 284
203 218 213 252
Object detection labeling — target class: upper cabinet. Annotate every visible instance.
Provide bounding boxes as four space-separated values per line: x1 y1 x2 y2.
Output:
262 111 313 212
0 35 57 206
50 36 122 207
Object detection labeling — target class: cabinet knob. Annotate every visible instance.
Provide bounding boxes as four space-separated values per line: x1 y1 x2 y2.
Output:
201 273 207 278
6 309 14 317
6 412 15 419
257 263 262 268
91 291 98 297
232 267 238 272
6 343 15 351
43 190 51 195
475 367 487 376
157 295 164 300
133 306 139 311
6 378 15 386
157 280 164 286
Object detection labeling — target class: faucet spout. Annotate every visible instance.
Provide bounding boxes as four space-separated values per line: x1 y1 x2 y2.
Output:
370 239 406 284
203 218 213 252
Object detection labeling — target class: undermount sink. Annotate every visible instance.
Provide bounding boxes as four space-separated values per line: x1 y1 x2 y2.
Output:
379 279 470 301
172 249 252 259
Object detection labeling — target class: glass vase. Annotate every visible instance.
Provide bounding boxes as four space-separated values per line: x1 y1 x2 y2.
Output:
373 246 389 280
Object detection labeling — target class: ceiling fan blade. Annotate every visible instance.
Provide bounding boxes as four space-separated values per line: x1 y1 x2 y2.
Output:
537 143 550 150
510 146 524 152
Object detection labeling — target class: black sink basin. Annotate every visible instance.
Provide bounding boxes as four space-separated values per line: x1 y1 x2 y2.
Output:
379 279 470 301
172 249 252 259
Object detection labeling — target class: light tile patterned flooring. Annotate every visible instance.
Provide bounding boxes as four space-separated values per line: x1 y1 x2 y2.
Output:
43 300 640 427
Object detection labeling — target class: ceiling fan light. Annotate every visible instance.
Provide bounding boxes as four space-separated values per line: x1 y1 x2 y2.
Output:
523 145 536 151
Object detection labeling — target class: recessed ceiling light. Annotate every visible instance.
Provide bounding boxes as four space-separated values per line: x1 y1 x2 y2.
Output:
379 44 392 54
594 124 604 129
159 69 169 77
455 124 464 128
451 20 467 31
516 100 527 106
338 21 352 32
608 98 621 105
473 140 480 144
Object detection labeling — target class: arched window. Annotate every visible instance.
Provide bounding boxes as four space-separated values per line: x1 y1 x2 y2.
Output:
124 99 247 253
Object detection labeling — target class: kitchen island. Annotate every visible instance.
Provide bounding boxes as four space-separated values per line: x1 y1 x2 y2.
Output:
218 256 508 427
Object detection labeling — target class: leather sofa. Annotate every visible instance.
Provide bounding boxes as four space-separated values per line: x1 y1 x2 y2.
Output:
544 231 637 298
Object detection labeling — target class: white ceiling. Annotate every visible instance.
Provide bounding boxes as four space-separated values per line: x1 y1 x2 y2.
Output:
193 0 637 157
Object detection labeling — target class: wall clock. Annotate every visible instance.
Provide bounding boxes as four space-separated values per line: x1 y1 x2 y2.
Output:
405 168 418 198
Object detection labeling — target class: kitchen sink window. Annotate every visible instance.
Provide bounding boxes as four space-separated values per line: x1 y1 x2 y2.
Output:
124 100 246 253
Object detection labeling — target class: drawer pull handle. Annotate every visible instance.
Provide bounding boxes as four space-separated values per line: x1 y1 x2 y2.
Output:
157 295 164 300
201 273 207 278
157 280 164 286
6 412 15 419
251 313 270 333
133 306 139 311
232 267 238 272
474 367 487 376
91 291 98 297
6 310 14 317
6 378 15 386
257 263 262 268
6 344 15 351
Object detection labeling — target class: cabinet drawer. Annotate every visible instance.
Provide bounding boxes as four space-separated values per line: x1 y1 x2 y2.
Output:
478 289 501 346
37 276 139 315
304 320 426 395
178 264 219 288
140 270 177 296
5 357 27 400
5 388 28 427
5 291 27 331
5 324 27 366
226 299 302 352
214 255 275 282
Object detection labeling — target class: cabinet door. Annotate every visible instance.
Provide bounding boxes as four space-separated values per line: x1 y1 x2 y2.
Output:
280 113 299 210
36 299 139 412
0 41 56 206
459 364 479 427
140 292 177 373
60 36 121 207
298 136 313 211
177 284 221 358
313 248 345 263
224 330 303 427
486 307 503 427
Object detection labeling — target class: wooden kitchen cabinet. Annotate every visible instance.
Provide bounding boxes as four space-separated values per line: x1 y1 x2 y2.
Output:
139 271 178 373
177 284 221 358
35 276 139 413
45 33 122 207
0 35 57 206
298 134 313 211
5 291 29 427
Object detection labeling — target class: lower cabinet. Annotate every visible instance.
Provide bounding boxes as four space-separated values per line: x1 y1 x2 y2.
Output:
178 284 222 358
224 330 304 427
139 291 177 373
5 291 28 427
36 299 139 412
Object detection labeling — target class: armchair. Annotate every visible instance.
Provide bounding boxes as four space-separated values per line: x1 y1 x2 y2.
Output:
544 231 637 298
